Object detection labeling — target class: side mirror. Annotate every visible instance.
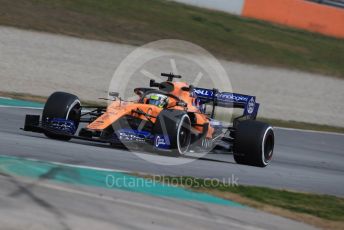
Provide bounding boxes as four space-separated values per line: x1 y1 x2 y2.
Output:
150 80 161 88
181 84 194 92
109 92 119 98
150 80 155 87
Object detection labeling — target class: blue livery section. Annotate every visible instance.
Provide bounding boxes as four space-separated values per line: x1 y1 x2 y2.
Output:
154 135 171 149
49 118 77 135
193 87 259 118
117 129 150 142
116 129 171 150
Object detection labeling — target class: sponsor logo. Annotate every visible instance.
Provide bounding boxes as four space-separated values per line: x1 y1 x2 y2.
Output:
194 88 250 103
218 93 249 103
155 135 170 148
193 89 214 97
118 129 149 142
50 118 76 134
247 97 255 114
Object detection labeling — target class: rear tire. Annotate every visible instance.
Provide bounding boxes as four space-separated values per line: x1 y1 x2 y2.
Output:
233 120 274 167
42 92 81 140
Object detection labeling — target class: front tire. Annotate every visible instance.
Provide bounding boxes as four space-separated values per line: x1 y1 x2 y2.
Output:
42 92 81 140
176 114 192 156
153 110 191 157
233 120 274 167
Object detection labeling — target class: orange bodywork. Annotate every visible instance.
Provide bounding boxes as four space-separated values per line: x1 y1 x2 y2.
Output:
87 81 214 138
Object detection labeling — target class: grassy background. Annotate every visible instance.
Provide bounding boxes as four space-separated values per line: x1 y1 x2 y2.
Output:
155 176 344 221
147 175 344 229
258 117 344 134
1 0 344 77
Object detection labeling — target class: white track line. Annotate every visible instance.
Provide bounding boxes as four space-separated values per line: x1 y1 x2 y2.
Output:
275 126 344 136
0 105 43 110
7 155 133 174
0 97 43 109
2 155 182 178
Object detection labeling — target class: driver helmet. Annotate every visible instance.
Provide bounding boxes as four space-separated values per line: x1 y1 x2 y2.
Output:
147 93 168 108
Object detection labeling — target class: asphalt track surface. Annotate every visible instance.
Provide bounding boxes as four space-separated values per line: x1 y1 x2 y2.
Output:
0 175 316 230
1 106 343 197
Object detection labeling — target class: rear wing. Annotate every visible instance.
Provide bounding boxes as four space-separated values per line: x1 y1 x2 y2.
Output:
193 87 259 118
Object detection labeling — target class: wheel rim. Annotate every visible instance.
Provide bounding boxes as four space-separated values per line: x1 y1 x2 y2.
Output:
66 100 81 127
177 115 191 154
262 128 274 164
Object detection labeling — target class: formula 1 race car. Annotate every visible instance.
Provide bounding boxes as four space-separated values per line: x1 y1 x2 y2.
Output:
23 73 274 167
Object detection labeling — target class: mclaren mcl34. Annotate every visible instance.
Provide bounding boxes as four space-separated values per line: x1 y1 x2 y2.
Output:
24 73 274 167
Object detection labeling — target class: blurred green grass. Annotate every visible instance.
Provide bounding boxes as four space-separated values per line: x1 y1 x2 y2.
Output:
154 176 344 221
258 117 344 134
1 0 344 77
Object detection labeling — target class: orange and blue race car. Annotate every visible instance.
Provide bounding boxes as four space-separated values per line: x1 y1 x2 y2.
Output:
23 73 274 167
